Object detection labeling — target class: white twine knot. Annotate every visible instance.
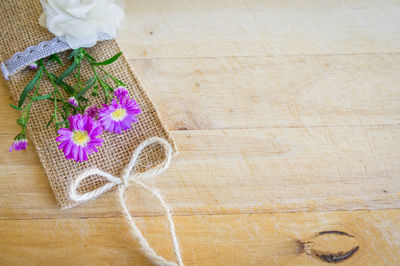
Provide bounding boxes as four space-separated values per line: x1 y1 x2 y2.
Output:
69 136 183 266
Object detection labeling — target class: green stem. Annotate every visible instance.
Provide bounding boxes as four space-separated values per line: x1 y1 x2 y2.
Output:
95 65 126 87
19 60 46 134
75 58 82 94
90 64 112 103
54 93 58 127
42 62 70 128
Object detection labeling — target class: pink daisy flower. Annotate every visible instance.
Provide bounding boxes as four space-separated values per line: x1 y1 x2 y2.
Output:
98 88 141 134
9 135 28 152
56 114 103 162
68 96 79 107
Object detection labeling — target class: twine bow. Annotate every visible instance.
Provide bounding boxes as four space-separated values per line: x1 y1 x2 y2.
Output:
69 137 183 266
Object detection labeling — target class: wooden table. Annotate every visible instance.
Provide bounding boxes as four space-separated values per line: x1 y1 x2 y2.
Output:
1 1 400 265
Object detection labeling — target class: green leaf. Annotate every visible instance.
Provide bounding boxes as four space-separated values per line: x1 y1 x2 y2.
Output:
108 74 127 87
48 72 57 82
46 115 54 128
18 66 43 107
84 52 96 62
56 61 77 84
62 104 71 118
56 121 67 127
76 77 96 98
58 80 75 95
97 78 112 103
47 97 63 103
73 48 85 64
60 110 67 121
92 52 122 66
50 54 64 66
96 65 126 87
84 77 94 85
98 78 114 92
49 73 75 96
68 49 80 60
91 84 99 97
10 104 23 111
32 93 53 100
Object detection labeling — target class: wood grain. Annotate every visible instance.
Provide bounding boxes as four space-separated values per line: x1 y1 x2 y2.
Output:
1 209 399 265
118 0 400 58
2 55 400 132
129 55 400 131
1 0 400 264
1 127 400 219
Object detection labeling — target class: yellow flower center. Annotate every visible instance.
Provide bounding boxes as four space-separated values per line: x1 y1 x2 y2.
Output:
72 130 90 146
111 107 127 121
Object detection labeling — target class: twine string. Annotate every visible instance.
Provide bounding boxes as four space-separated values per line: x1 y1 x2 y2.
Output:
69 137 183 266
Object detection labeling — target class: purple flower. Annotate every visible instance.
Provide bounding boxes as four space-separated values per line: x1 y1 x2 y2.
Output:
9 136 28 152
114 86 129 102
99 89 141 134
85 104 99 119
28 62 38 70
56 114 103 162
68 96 79 107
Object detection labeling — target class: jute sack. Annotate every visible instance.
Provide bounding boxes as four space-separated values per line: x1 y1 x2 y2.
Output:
0 0 177 209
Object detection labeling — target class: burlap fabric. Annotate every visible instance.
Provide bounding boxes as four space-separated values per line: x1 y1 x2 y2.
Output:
0 0 176 209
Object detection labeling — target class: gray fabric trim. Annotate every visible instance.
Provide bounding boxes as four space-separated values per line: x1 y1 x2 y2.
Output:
1 33 113 80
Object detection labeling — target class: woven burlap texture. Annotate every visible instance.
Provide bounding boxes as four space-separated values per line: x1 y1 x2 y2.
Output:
1 0 176 209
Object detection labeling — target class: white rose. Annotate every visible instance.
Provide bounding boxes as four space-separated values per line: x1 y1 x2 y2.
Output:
39 0 125 49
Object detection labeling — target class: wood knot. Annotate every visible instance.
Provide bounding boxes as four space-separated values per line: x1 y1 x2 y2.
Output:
298 230 360 263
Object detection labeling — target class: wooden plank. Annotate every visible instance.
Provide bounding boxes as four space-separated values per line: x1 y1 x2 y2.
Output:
1 1 400 265
118 0 400 58
1 127 399 219
129 55 400 130
0 77 19 134
2 54 400 133
1 209 399 265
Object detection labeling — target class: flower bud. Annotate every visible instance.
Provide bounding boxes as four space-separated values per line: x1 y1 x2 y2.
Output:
17 118 26 126
28 62 38 70
68 96 79 107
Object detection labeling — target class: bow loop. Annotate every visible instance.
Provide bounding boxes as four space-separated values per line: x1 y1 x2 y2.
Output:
69 136 173 203
68 137 183 266
123 136 173 182
69 167 122 203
